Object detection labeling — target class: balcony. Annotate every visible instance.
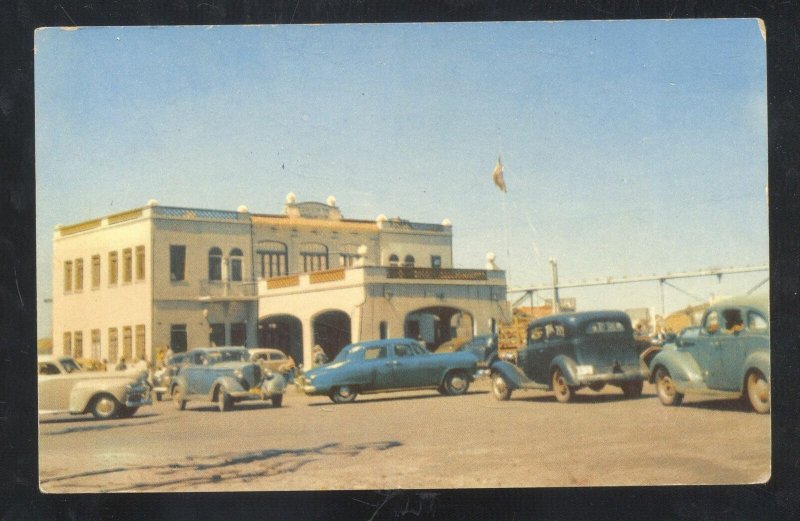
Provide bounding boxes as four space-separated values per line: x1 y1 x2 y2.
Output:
198 279 258 301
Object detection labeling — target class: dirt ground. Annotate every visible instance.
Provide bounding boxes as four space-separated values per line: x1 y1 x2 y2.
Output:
38 379 770 492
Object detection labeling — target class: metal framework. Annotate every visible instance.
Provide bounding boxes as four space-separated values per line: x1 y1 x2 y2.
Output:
509 264 769 314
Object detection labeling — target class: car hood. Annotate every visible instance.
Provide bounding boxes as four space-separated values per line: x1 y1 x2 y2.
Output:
40 370 147 382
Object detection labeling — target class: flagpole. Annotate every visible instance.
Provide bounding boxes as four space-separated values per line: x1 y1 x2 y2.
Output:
496 128 511 284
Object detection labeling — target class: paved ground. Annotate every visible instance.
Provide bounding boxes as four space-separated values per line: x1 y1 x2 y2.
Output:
38 379 770 492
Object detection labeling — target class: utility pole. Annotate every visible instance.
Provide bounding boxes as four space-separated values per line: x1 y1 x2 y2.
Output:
549 258 560 314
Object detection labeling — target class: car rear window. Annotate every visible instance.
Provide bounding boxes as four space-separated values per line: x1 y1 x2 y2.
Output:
585 321 626 334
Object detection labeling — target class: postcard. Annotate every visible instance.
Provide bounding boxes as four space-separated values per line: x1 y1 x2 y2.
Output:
35 20 769 492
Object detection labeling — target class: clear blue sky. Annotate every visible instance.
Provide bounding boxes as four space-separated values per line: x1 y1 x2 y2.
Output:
35 20 768 337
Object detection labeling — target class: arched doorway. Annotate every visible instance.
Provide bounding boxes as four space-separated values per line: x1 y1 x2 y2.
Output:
258 314 303 365
312 310 351 360
404 307 474 350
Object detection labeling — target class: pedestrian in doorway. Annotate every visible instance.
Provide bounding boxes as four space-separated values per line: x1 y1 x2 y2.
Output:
312 345 328 367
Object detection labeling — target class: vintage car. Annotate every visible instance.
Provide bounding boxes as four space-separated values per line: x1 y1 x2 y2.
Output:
489 311 647 403
435 334 498 374
38 355 152 419
249 348 294 374
169 347 286 411
649 295 770 413
152 353 188 401
297 338 478 403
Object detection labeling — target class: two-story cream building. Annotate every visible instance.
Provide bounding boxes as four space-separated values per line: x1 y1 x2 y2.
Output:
52 194 509 367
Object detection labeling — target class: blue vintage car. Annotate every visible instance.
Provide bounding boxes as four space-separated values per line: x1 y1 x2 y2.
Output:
490 311 648 403
649 295 770 413
169 347 287 411
298 338 478 403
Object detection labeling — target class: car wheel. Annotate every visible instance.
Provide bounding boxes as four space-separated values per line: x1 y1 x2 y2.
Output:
588 382 605 392
90 393 121 420
172 385 187 411
621 380 643 398
491 373 511 401
155 392 163 401
551 368 574 403
330 385 357 404
745 370 770 414
272 394 283 408
443 371 470 396
655 367 684 406
217 386 234 412
118 406 138 418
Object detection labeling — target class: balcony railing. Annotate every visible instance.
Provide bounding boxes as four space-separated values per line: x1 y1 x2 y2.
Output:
385 267 488 281
198 279 258 298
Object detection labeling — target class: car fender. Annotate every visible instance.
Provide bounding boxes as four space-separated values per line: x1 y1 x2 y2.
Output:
549 355 579 386
742 351 770 388
209 375 248 400
489 360 531 390
648 350 703 385
69 378 130 414
261 372 287 395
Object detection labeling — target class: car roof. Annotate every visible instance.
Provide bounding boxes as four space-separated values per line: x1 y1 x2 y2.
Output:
344 338 419 350
527 310 632 330
191 346 247 353
249 348 284 354
710 294 769 313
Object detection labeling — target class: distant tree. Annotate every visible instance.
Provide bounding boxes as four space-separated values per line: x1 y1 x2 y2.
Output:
37 337 52 355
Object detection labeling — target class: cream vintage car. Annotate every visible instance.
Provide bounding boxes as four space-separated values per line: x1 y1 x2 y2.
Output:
38 355 152 419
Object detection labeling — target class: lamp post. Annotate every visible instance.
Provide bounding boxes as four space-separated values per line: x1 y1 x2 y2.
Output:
549 258 560 314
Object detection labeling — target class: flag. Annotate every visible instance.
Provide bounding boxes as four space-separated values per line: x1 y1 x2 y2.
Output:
492 156 506 192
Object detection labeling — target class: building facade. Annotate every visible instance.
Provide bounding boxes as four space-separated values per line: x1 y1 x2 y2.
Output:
52 195 509 367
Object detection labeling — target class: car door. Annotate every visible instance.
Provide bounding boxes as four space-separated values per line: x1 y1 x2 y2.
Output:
692 310 725 388
713 307 752 390
540 321 570 382
391 343 429 388
38 361 73 411
360 344 394 391
525 325 550 384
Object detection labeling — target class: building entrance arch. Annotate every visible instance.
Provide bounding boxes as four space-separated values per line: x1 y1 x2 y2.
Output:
258 314 303 365
404 306 474 350
312 310 351 360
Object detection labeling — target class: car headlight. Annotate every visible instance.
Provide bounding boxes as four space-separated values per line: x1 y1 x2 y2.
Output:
576 365 594 376
307 373 317 381
233 369 243 380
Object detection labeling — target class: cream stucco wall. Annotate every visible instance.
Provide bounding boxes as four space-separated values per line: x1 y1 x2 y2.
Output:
52 217 152 362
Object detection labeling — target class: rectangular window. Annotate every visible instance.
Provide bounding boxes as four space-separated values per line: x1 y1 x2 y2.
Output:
135 245 145 281
91 255 101 288
74 331 83 358
122 248 133 283
135 325 146 361
230 258 242 281
170 324 188 353
91 329 101 360
108 328 119 363
170 245 186 281
74 258 83 291
122 326 132 361
63 332 72 357
209 323 225 347
230 322 246 346
64 261 73 292
108 251 118 285
431 255 442 269
259 252 287 278
301 253 328 273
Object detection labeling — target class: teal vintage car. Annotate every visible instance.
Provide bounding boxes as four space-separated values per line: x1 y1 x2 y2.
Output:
298 338 478 403
490 311 648 403
169 347 286 411
649 295 770 413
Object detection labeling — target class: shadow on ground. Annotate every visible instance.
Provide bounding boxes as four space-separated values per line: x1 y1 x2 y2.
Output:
307 389 487 407
514 391 655 404
40 440 403 491
41 417 163 435
679 396 762 414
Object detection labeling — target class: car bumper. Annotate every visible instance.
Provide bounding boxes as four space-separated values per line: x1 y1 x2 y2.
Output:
576 369 647 386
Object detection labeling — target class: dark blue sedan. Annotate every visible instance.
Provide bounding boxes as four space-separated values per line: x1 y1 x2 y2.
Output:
298 338 478 403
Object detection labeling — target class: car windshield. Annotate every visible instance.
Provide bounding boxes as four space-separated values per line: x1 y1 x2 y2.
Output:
205 350 249 364
334 344 362 362
59 358 82 373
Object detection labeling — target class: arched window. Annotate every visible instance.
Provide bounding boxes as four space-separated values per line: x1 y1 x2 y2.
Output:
229 248 243 281
257 241 288 279
208 247 222 281
388 254 399 267
403 255 415 268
